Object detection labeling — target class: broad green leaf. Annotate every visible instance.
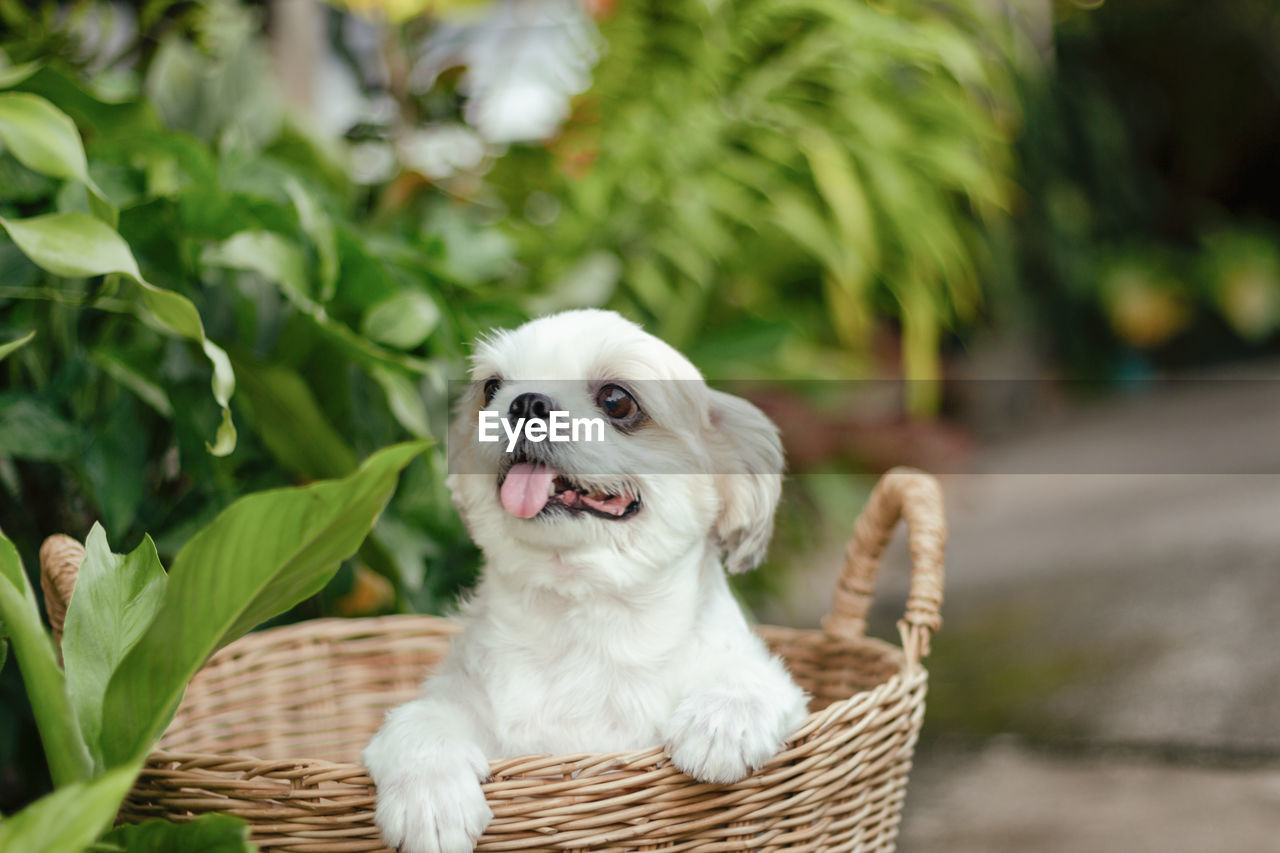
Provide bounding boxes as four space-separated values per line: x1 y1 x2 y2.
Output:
62 525 167 771
0 211 237 455
361 290 440 350
206 406 238 456
15 65 159 140
235 360 358 480
0 535 94 785
0 394 80 461
333 226 398 311
0 92 88 183
0 211 139 279
203 230 310 302
101 814 255 853
99 441 428 766
0 93 116 223
80 399 147 535
87 186 120 227
371 367 433 438
204 229 434 377
90 351 174 417
0 762 139 853
0 329 35 361
0 61 40 89
285 178 338 301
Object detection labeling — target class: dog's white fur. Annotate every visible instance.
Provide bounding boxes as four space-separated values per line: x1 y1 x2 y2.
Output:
363 310 808 853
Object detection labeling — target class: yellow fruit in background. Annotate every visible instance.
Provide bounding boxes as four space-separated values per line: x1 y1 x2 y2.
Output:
1217 270 1280 342
1102 267 1191 349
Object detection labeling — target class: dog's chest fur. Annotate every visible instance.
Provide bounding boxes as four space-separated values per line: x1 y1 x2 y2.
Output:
455 555 713 756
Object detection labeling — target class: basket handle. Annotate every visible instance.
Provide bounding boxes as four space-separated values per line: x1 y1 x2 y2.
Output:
39 534 84 646
820 468 946 667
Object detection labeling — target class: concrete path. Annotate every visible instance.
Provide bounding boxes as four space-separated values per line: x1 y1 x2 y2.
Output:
758 368 1280 848
900 740 1280 853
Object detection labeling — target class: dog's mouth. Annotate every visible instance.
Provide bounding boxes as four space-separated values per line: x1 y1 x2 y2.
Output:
497 462 640 521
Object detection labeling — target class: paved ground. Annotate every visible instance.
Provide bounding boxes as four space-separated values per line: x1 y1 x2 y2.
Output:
899 740 1280 853
758 367 1280 849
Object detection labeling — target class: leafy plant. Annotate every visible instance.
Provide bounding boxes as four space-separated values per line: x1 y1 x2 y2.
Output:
0 441 425 850
99 813 255 853
1004 0 1280 376
0 2 518 807
0 24 500 610
492 0 1019 410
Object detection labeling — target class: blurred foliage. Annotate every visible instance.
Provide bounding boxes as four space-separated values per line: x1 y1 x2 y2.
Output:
326 0 492 24
0 1 512 809
1008 0 1280 376
490 0 1020 412
0 0 505 611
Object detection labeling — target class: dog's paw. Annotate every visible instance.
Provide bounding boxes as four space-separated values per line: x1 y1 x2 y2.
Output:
664 685 806 784
371 765 491 853
364 735 492 853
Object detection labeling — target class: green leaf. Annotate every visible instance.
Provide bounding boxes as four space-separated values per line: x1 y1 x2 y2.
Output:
285 178 338 302
204 229 435 377
0 211 237 455
371 367 433 439
90 350 174 418
0 93 116 223
234 360 358 480
361 291 440 350
98 441 429 766
0 92 89 183
101 814 255 853
0 394 81 461
14 65 159 140
0 534 94 785
0 61 41 89
0 762 139 853
62 525 168 771
0 211 139 279
203 230 310 302
801 129 878 267
0 329 35 361
332 226 397 311
80 399 147 534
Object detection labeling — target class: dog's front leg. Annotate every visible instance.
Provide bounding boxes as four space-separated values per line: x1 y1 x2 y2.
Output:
362 677 493 853
663 639 808 785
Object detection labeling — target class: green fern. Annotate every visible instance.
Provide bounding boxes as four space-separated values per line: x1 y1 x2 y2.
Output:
494 0 1019 406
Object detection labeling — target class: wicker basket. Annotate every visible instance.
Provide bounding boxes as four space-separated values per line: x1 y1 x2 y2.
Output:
39 467 945 853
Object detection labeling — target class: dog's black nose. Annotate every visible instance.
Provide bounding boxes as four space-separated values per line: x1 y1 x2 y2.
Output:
509 392 553 421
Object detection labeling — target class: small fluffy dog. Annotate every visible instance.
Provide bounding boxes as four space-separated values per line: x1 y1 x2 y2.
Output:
363 309 808 853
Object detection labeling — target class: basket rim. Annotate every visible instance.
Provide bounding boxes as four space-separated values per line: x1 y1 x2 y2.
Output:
150 614 921 782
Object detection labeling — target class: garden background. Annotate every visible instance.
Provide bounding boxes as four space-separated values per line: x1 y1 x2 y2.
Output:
2 0 1279 849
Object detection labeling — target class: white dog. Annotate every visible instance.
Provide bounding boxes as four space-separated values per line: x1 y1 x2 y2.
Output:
363 309 808 853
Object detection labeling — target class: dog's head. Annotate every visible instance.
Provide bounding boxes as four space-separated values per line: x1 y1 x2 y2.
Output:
447 309 783 592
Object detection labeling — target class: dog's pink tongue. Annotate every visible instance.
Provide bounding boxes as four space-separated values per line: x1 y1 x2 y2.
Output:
500 462 556 518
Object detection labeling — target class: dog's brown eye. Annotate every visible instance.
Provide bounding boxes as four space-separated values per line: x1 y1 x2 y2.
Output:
482 377 502 406
597 384 638 422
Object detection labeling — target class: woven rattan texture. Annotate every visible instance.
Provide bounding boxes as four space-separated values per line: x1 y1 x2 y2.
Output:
121 617 923 852
46 468 946 853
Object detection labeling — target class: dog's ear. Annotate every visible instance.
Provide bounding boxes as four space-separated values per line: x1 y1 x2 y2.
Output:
705 389 784 574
